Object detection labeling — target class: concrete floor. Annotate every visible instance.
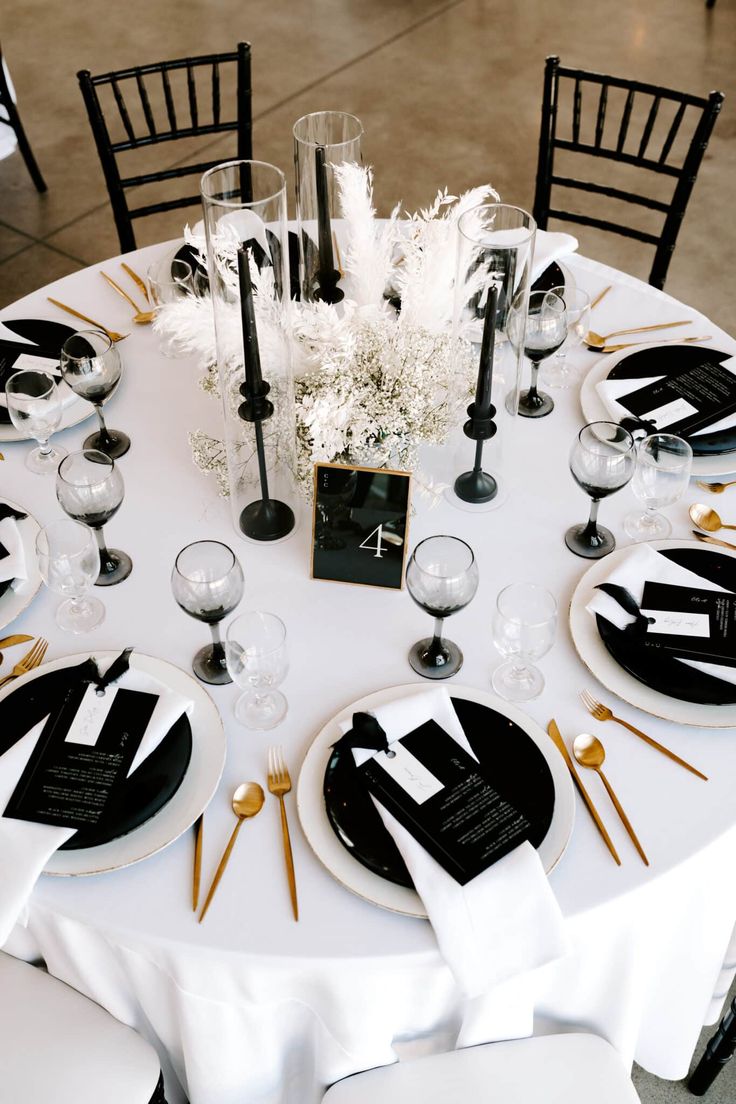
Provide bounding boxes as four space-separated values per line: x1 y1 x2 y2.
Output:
1 0 735 1099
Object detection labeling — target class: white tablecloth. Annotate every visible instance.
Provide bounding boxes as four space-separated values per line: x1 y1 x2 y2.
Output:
2 244 736 1104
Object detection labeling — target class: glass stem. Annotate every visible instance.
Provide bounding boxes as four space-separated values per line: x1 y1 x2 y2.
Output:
209 621 226 664
95 404 113 446
583 498 601 540
432 617 444 647
528 359 540 401
37 437 52 457
93 526 115 574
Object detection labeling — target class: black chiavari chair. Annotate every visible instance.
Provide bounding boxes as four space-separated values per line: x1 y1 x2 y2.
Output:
533 55 724 290
0 42 47 192
78 43 252 253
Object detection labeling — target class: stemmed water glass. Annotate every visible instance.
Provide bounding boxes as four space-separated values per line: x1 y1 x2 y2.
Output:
56 450 132 585
492 583 557 701
171 541 245 685
35 518 105 633
225 611 288 729
60 329 130 458
624 433 693 541
540 287 591 389
5 370 67 474
512 290 568 418
565 422 636 558
406 535 479 679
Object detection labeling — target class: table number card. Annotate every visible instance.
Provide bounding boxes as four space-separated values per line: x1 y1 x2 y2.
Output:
311 462 411 590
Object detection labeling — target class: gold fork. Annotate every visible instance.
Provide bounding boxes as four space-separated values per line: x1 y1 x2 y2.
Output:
696 480 736 494
579 690 707 780
0 638 48 689
267 746 299 921
47 297 128 343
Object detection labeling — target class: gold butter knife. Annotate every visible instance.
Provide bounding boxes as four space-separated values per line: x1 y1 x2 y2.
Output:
0 635 33 649
121 262 151 303
192 814 203 912
692 530 736 552
547 719 621 865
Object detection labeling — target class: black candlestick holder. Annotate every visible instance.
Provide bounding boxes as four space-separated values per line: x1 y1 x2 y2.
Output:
454 401 498 503
237 381 295 541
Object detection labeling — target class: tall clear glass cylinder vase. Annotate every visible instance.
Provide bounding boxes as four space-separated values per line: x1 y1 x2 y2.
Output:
448 203 536 511
200 160 298 542
293 111 363 303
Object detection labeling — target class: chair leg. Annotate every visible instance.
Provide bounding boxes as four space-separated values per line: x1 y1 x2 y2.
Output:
3 98 47 192
688 995 736 1095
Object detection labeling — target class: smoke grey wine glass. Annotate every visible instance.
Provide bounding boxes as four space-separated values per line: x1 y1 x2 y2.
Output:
172 540 245 685
406 535 479 679
565 422 635 558
510 290 567 418
59 329 130 458
56 449 132 585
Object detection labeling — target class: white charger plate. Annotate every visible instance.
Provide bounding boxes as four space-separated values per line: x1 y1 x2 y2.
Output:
0 650 226 875
297 683 575 918
0 500 42 632
579 342 736 479
568 539 736 727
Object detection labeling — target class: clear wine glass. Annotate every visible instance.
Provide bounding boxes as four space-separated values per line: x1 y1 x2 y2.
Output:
147 257 195 306
35 518 105 633
56 449 132 585
5 370 67 474
59 329 130 458
624 433 693 541
172 541 245 685
540 286 591 389
492 583 557 701
225 611 288 729
565 422 636 558
406 535 479 679
511 290 567 418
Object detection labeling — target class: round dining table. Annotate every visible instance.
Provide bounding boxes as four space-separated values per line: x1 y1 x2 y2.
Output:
1 242 736 1104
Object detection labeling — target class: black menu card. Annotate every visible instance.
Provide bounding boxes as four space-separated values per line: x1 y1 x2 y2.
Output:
0 342 61 391
4 682 159 830
357 718 531 885
615 356 736 437
639 581 736 665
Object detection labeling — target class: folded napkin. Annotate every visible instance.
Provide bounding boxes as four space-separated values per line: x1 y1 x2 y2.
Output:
531 229 579 284
0 516 28 590
595 355 736 438
339 687 568 997
0 653 193 944
586 543 736 686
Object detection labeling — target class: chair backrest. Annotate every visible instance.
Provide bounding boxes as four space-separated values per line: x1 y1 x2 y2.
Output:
533 55 724 289
78 43 252 253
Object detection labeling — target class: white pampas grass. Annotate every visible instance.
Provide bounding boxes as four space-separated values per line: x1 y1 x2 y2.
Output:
333 163 399 311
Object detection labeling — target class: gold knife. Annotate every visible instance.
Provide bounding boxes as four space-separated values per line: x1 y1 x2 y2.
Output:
692 530 736 553
547 719 621 865
121 262 151 303
590 285 612 310
0 635 33 649
192 814 203 912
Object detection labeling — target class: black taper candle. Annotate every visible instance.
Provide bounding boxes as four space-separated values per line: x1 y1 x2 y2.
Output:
475 284 498 414
453 282 499 504
313 145 343 304
237 244 263 396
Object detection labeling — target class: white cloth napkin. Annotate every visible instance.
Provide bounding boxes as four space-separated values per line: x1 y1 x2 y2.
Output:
339 687 568 997
0 517 28 589
586 543 736 686
0 656 193 943
531 229 579 284
595 355 736 437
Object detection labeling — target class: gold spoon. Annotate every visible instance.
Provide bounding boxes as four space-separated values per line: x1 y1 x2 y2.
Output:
689 503 736 534
198 782 265 923
695 480 736 495
583 319 690 349
100 271 155 324
573 733 649 866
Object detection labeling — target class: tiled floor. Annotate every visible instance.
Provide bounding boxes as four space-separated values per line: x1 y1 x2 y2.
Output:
1 1 735 1099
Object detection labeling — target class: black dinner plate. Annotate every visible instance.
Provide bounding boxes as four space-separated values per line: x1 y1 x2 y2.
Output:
0 318 79 425
323 696 556 889
607 345 735 455
596 546 736 706
0 656 192 850
530 261 567 295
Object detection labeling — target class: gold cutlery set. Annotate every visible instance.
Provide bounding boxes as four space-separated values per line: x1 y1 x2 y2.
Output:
195 748 298 924
0 638 48 689
549 691 708 867
47 262 152 342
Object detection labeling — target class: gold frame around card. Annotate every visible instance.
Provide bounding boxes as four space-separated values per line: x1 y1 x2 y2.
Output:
310 461 412 589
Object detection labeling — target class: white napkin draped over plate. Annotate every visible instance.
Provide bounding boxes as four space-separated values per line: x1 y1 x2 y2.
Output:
531 229 579 284
586 543 736 687
340 687 568 997
0 657 193 944
0 517 28 589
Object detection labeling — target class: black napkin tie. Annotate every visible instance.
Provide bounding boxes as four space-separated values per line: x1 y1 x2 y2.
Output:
331 711 393 757
92 647 134 696
595 583 654 634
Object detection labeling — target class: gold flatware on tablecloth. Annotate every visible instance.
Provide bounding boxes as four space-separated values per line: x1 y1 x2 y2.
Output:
192 814 203 912
583 319 690 349
547 719 621 865
692 530 736 552
573 733 649 865
267 746 299 921
695 480 736 494
0 638 48 689
595 335 710 354
0 635 33 666
579 690 707 781
689 503 736 534
589 285 612 310
100 272 154 324
121 263 150 303
46 298 128 343
198 782 265 923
